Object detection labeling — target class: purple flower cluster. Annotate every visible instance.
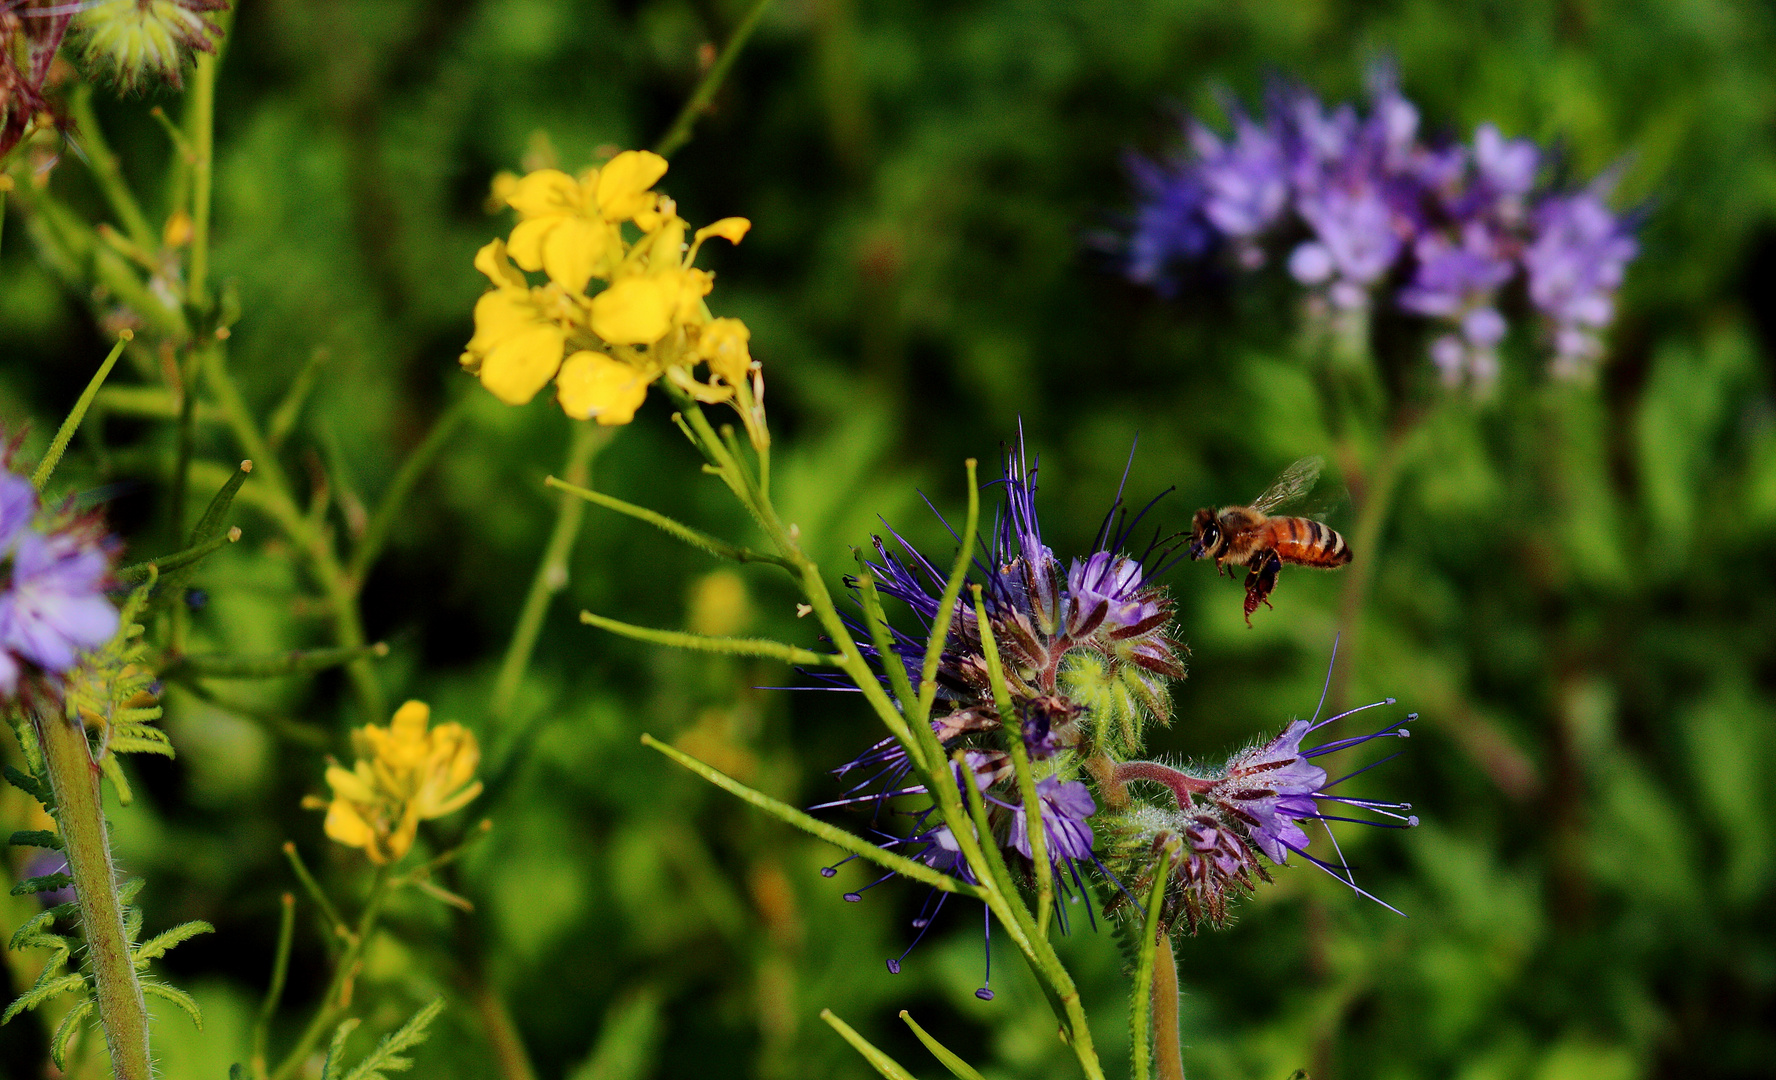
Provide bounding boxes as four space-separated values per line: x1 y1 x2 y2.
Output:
0 468 120 698
1127 69 1638 383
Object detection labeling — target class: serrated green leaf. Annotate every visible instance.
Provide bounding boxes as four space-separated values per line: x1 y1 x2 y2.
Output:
100 755 135 805
2 971 87 1024
11 873 72 896
141 981 203 1029
8 829 62 850
321 1018 362 1080
4 765 45 803
110 736 176 757
50 996 95 1068
10 906 71 951
135 920 214 963
342 998 446 1080
118 878 145 905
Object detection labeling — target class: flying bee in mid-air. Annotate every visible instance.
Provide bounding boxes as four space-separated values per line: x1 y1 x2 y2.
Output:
1188 457 1351 625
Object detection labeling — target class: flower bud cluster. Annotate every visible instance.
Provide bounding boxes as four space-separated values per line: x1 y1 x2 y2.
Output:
464 150 760 433
1126 67 1639 384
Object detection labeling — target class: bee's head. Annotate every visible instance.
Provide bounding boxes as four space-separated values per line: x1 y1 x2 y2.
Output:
1189 508 1221 560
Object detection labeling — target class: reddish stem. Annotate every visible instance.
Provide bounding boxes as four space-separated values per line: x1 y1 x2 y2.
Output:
1112 761 1213 809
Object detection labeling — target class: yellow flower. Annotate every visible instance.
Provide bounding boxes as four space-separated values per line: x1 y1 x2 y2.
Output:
461 240 572 405
557 350 653 425
307 701 482 865
505 150 670 294
697 318 752 386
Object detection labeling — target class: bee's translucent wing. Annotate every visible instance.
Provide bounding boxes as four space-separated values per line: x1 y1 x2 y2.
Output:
1250 457 1323 514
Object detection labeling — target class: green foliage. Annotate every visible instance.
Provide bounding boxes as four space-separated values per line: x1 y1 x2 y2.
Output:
320 998 446 1080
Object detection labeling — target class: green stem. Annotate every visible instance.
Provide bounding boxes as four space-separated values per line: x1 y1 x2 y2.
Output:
268 868 390 1080
490 423 609 720
1326 417 1417 711
348 393 472 581
1152 938 1184 1080
973 585 1051 938
35 712 152 1080
251 892 296 1080
184 9 232 304
653 0 777 159
1131 845 1174 1080
69 85 157 252
200 347 382 720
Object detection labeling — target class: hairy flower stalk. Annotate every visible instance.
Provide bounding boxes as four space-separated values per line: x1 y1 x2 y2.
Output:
34 706 152 1080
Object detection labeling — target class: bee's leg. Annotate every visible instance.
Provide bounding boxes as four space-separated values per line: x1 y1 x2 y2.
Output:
1243 550 1282 626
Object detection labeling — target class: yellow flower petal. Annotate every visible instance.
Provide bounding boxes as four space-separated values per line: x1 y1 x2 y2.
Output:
541 215 607 295
695 217 751 245
391 700 430 740
325 764 377 804
473 239 528 291
590 277 675 345
324 800 376 851
595 150 669 221
481 323 566 404
556 350 653 425
466 289 540 355
506 217 556 273
698 317 752 385
508 169 585 218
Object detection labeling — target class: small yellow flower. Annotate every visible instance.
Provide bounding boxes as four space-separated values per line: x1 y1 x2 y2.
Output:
697 318 752 386
556 350 653 425
460 239 573 405
505 150 670 294
307 701 482 865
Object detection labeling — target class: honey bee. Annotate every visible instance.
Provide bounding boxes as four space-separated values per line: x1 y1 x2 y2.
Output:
1188 457 1351 625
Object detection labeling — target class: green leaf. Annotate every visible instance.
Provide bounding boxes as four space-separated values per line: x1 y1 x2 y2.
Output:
149 460 252 617
341 997 446 1080
819 1009 919 1080
581 611 841 667
1 971 87 1024
49 995 95 1068
9 829 62 850
320 1017 362 1080
642 734 985 899
898 1011 986 1080
547 476 794 572
11 873 72 896
32 333 130 492
141 981 204 1029
4 765 46 805
134 920 215 963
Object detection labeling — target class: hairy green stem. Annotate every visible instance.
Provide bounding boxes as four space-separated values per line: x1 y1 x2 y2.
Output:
1131 845 1174 1080
974 585 1052 938
1153 939 1184 1080
491 422 610 720
653 0 776 158
35 712 152 1080
268 868 389 1080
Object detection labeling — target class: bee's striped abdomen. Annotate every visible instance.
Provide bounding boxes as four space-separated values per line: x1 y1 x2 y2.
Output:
1265 517 1351 568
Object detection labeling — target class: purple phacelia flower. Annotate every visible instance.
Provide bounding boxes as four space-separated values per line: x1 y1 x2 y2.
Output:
1523 184 1638 377
812 433 1181 987
1123 65 1639 385
1009 776 1096 863
0 464 120 698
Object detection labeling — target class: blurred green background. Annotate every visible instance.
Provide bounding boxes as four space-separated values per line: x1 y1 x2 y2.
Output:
4 0 1776 1077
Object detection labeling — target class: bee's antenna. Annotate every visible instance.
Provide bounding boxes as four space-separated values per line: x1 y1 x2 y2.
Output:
1312 633 1340 724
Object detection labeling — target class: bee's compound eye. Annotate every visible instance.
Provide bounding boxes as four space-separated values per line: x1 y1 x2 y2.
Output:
1205 526 1220 547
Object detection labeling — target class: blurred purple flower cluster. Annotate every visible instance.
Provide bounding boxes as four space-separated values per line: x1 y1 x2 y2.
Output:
0 467 119 698
1126 69 1639 384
